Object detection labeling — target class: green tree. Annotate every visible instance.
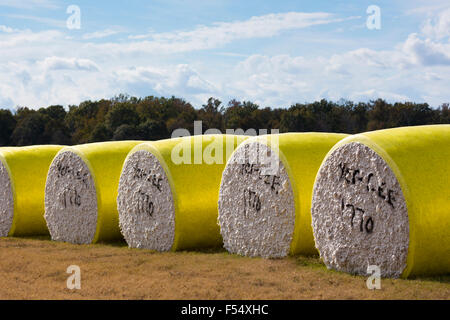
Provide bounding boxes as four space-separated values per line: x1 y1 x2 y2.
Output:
367 99 391 131
389 102 434 127
89 124 112 142
105 103 140 132
198 97 224 131
138 120 168 141
65 100 111 144
113 124 141 141
39 105 71 144
438 103 449 123
11 112 47 146
0 95 448 147
223 100 261 130
0 109 16 146
280 104 315 132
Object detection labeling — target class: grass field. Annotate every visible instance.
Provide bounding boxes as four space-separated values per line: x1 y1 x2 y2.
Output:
0 237 448 300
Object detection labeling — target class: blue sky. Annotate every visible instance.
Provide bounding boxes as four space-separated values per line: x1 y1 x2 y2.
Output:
0 0 449 109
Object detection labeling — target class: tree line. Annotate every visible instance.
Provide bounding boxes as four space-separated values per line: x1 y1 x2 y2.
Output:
0 94 448 146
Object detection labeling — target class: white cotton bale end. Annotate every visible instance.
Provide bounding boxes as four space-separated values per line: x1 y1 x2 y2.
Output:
0 157 14 237
218 133 349 258
45 151 98 244
117 150 175 251
218 141 295 258
312 142 409 278
44 141 142 244
311 125 450 278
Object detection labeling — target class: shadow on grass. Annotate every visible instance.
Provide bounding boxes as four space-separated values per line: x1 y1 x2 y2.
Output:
293 255 325 269
5 235 129 249
293 254 450 284
408 274 450 284
97 239 128 248
12 235 52 241
178 247 228 254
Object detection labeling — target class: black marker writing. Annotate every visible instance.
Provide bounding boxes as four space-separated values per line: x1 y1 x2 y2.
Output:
341 199 374 234
243 188 261 217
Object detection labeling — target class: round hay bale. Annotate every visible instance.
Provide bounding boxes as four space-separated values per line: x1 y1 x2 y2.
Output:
117 135 247 251
0 145 63 237
311 125 450 278
218 133 349 258
44 141 142 244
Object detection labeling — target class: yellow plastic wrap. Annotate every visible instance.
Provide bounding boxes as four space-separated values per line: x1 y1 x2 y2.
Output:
317 125 450 277
0 145 64 236
219 133 349 257
123 134 247 250
46 141 142 243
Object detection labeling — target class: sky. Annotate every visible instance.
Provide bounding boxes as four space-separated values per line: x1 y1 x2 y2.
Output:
0 0 449 109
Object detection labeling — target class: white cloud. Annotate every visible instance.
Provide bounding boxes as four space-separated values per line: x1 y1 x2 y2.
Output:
0 10 449 109
325 33 450 69
116 12 356 54
345 48 393 68
0 94 14 108
226 45 450 106
151 12 337 41
0 29 63 48
0 11 353 58
128 34 152 40
82 29 120 40
406 0 450 16
424 72 442 81
38 57 100 72
349 90 410 103
114 64 217 97
4 14 66 28
0 25 17 33
421 8 450 40
402 33 450 66
0 0 59 9
239 54 308 74
0 60 110 109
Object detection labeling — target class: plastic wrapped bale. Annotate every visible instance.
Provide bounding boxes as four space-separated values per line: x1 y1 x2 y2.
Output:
311 125 450 278
0 145 64 237
218 133 349 258
44 141 142 244
117 135 247 251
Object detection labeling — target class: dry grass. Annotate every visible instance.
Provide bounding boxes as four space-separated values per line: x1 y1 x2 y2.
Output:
0 237 448 300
